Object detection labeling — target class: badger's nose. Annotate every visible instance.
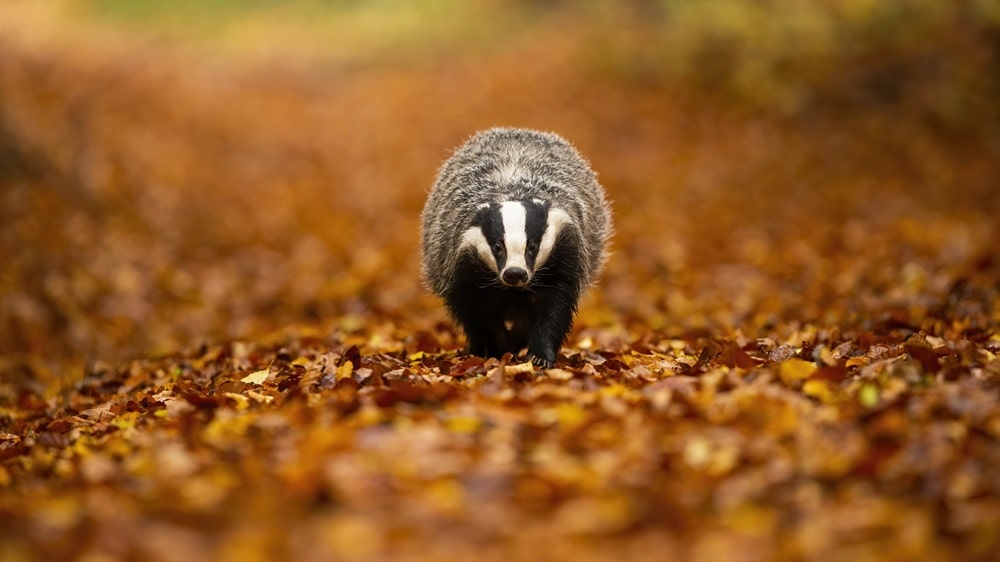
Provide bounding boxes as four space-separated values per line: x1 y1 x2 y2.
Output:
501 267 529 287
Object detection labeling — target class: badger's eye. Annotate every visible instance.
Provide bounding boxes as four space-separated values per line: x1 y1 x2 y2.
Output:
491 241 505 255
526 241 539 255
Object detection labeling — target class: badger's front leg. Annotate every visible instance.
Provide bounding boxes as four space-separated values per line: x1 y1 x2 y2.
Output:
462 317 498 359
445 284 503 360
527 282 580 368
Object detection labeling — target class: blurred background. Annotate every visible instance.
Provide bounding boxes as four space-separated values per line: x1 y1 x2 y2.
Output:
2 0 999 385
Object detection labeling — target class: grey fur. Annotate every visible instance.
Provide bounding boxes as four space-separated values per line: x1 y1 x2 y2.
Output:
421 127 612 296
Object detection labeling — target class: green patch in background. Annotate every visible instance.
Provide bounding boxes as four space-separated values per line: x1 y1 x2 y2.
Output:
72 0 1000 133
83 0 555 61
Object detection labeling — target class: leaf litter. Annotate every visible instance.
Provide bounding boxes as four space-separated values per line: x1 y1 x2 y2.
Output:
1 11 999 562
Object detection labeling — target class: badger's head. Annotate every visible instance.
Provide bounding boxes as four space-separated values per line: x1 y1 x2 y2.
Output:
460 199 571 288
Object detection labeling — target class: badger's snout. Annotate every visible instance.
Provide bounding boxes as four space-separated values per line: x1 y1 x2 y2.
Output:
501 267 529 287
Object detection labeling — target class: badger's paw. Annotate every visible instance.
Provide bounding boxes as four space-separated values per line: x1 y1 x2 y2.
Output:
528 353 555 369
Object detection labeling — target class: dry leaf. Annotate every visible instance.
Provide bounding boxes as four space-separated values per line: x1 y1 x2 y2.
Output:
241 369 270 385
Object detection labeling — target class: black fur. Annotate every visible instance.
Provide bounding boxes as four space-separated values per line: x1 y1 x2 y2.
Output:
474 203 507 269
443 227 582 368
522 200 549 270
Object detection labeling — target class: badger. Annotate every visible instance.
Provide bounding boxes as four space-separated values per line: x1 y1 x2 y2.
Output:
421 128 612 368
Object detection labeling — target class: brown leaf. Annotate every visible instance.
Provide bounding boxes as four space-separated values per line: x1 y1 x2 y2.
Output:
0 437 27 462
810 365 848 383
905 344 941 374
339 345 362 370
719 340 756 369
45 418 74 434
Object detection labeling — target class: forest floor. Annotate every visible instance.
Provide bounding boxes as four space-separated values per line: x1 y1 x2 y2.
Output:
2 5 1000 562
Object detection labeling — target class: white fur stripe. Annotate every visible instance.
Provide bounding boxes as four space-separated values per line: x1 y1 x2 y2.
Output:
459 227 498 273
536 207 571 269
500 202 528 273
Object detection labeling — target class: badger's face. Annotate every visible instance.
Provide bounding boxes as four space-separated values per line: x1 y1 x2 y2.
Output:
461 199 571 288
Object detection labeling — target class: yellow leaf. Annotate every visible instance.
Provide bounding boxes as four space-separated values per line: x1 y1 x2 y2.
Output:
980 349 996 363
858 383 879 408
599 383 632 399
335 361 354 382
224 392 250 410
246 389 273 404
544 368 574 381
552 403 587 431
817 345 838 366
779 358 817 384
240 368 269 385
803 379 836 403
846 356 870 368
505 361 535 375
446 416 481 434
111 411 140 430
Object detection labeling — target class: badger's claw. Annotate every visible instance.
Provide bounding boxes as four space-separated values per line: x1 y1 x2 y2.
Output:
529 354 555 369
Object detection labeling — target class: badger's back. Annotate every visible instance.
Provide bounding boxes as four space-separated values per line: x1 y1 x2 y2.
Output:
421 128 612 296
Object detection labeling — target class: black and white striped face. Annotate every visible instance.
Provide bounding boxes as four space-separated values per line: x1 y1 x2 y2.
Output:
460 199 571 288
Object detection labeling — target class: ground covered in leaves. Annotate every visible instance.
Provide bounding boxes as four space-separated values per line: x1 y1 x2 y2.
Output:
2 4 1000 561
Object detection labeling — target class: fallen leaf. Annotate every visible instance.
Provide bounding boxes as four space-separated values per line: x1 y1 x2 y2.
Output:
779 359 817 385
241 369 270 385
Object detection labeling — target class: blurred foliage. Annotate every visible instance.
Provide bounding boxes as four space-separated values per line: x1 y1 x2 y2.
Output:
586 0 1000 132
82 0 553 60
1 0 998 376
79 0 1000 134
